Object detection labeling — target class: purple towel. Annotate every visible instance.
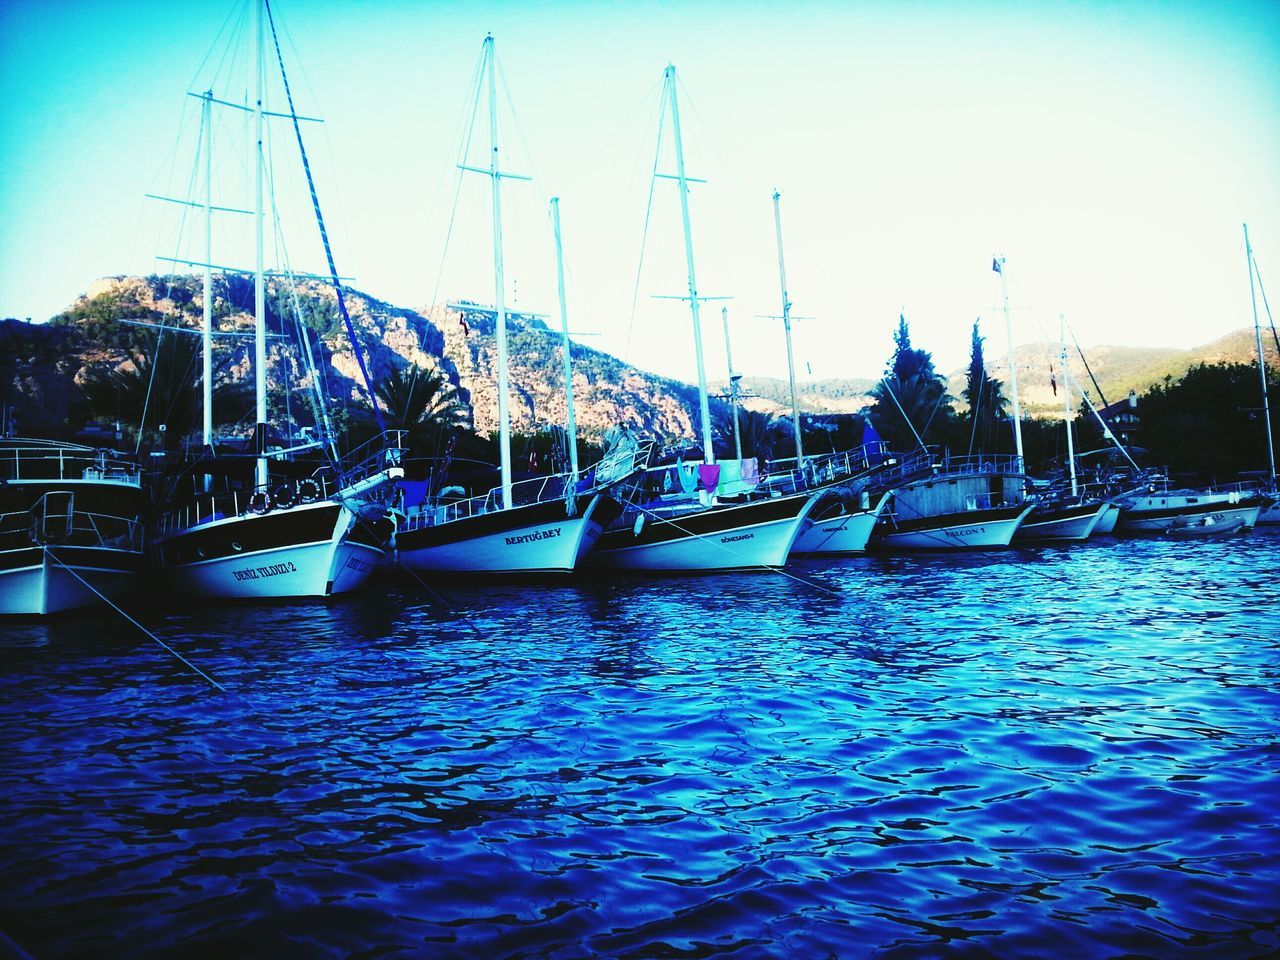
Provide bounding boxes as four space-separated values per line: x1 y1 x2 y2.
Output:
698 463 721 492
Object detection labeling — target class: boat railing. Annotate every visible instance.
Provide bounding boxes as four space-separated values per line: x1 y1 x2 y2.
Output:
398 472 572 532
765 442 895 494
397 438 656 533
2 505 144 551
0 443 141 486
332 430 407 492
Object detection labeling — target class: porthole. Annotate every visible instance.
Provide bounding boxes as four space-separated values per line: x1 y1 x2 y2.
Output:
231 541 243 552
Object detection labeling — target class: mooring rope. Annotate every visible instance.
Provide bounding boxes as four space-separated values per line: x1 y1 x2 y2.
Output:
45 550 227 692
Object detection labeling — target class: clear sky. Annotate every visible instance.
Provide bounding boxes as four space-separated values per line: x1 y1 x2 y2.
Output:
2 0 1277 384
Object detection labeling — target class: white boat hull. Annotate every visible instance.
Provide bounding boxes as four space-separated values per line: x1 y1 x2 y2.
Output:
872 504 1033 550
1093 503 1121 535
157 501 384 599
0 547 141 616
589 492 819 572
791 492 889 555
395 493 618 575
1116 494 1266 535
1256 497 1280 526
1013 501 1109 542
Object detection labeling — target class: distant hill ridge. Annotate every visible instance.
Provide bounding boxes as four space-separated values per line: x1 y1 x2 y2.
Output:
2 274 1276 436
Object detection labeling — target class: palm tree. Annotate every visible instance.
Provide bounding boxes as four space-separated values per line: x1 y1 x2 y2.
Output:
712 406 783 461
373 363 472 460
80 330 248 450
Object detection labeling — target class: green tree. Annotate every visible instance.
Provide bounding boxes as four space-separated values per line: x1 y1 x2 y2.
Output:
373 362 472 460
962 318 1008 455
868 314 954 451
711 407 784 461
1135 361 1279 482
79 330 248 451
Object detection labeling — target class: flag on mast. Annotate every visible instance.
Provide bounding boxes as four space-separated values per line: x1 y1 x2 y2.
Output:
1050 363 1057 396
992 257 1002 275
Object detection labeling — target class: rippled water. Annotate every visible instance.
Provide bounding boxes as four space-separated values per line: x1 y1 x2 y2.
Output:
2 532 1279 959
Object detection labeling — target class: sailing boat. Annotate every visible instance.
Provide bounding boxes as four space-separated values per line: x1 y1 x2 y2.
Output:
1013 312 1112 542
1244 223 1280 525
1 439 146 615
392 37 644 575
972 257 1108 542
757 190 891 555
588 65 820 572
153 0 403 599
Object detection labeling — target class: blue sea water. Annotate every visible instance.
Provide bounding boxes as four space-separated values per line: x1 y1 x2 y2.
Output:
2 532 1278 959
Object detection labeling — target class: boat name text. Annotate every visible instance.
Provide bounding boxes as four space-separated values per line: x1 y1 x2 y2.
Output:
233 561 297 581
506 526 562 546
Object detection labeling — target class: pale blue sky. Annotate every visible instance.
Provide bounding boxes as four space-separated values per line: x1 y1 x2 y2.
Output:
2 0 1277 383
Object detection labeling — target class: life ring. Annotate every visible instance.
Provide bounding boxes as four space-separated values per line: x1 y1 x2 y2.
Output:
297 478 322 503
273 482 296 509
248 490 273 515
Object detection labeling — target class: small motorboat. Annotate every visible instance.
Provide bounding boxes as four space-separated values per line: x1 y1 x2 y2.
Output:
1163 515 1245 538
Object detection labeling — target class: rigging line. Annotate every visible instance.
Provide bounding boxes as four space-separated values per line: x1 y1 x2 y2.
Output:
264 0 385 436
205 0 250 96
496 57 547 212
427 46 485 229
275 9 354 258
266 179 338 464
335 502 486 637
45 551 227 692
134 96 197 280
565 77 663 188
878 377 928 452
1252 254 1280 359
627 498 842 597
138 118 208 456
674 75 733 185
1067 322 1111 410
188 0 244 96
391 552 484 638
967 357 986 458
428 51 486 320
623 88 668 363
919 374 951 439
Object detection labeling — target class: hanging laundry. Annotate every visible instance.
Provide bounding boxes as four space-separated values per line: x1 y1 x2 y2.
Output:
698 463 720 493
677 460 699 494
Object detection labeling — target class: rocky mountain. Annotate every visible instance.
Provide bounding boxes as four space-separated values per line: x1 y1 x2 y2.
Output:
4 274 1276 440
2 275 703 442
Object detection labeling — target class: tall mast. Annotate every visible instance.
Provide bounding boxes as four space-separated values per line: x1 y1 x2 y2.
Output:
773 190 803 466
551 197 578 477
201 90 213 454
1245 223 1276 486
721 305 742 461
486 35 513 508
253 0 267 489
1060 314 1077 497
665 64 715 466
996 256 1024 467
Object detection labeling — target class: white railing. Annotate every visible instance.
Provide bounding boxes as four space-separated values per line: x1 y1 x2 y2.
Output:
156 431 408 535
2 507 144 551
0 441 141 486
398 438 654 533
